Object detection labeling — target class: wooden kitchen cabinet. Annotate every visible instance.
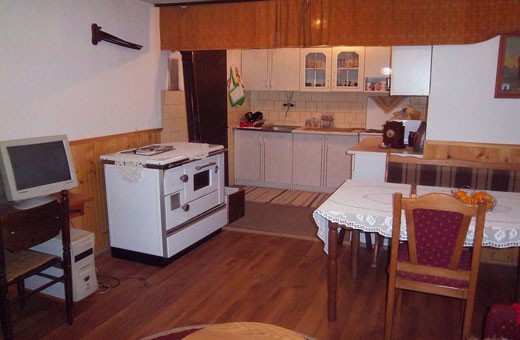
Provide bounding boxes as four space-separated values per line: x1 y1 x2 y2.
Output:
300 47 365 92
300 48 331 91
349 151 387 182
325 135 358 189
234 129 293 188
331 46 365 92
364 46 391 93
293 133 358 193
263 131 293 186
234 129 261 183
241 48 300 91
292 133 323 189
390 45 432 96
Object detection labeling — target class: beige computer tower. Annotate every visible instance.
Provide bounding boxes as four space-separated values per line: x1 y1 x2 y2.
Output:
25 228 98 302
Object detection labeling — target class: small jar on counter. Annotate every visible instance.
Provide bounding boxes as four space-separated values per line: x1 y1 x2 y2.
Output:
320 114 334 128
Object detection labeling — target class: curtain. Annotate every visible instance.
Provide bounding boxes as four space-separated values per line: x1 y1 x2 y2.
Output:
160 0 520 50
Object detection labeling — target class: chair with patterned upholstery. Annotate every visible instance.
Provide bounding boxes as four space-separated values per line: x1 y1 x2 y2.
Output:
384 192 487 340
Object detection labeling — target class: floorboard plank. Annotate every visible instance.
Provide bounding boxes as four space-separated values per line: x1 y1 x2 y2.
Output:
7 230 517 340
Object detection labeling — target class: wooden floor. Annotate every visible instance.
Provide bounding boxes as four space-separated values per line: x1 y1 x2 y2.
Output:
9 230 517 340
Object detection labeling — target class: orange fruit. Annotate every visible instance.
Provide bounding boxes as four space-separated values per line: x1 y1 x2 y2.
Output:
472 191 488 200
462 196 472 204
454 190 468 198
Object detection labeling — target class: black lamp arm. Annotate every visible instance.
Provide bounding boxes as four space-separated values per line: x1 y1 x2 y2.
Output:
91 23 142 50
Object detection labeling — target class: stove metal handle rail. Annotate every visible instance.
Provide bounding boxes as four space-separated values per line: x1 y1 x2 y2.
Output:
195 162 216 171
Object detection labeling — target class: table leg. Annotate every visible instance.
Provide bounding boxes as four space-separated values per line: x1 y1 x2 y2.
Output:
351 229 360 279
327 221 338 321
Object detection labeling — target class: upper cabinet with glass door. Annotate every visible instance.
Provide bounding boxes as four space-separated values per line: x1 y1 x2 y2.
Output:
300 48 331 91
364 46 391 93
331 47 365 92
300 47 365 92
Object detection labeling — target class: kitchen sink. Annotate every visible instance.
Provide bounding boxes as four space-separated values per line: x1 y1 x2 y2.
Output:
300 127 364 133
262 125 301 132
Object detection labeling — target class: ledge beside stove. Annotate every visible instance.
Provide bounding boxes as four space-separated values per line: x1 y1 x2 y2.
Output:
349 136 423 157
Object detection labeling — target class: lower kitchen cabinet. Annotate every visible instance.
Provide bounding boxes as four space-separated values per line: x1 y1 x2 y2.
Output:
293 133 358 193
349 150 387 182
234 129 293 189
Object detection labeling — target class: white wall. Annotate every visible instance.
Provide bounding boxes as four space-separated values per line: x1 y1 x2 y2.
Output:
1 1 169 141
428 36 520 144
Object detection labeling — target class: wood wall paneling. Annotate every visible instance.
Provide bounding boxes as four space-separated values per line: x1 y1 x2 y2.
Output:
69 129 162 253
424 140 520 165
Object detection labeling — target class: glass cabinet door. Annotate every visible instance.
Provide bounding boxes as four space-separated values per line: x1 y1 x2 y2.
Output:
300 48 331 91
332 47 365 92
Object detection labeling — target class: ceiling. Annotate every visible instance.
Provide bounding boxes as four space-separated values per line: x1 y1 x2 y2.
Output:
140 0 266 6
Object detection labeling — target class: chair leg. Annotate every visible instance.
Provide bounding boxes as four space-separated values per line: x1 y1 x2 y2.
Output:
372 235 384 268
338 228 346 245
0 283 13 340
462 297 474 340
351 230 360 279
64 266 74 325
365 233 373 251
384 283 397 340
394 289 403 336
16 281 25 308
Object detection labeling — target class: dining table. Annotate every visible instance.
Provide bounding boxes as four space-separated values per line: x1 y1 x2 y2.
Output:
312 179 520 321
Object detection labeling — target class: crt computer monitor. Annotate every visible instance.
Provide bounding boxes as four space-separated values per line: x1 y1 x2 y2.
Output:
0 135 78 210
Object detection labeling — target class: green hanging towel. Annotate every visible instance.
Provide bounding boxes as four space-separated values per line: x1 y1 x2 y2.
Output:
228 65 245 107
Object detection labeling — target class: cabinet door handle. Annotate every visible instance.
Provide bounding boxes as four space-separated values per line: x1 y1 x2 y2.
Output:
323 144 328 185
182 203 190 212
321 144 325 186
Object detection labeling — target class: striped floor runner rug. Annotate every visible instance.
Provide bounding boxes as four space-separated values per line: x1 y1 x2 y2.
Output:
243 187 331 209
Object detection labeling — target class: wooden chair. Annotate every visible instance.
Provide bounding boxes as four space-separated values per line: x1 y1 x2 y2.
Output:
384 192 486 340
0 191 73 339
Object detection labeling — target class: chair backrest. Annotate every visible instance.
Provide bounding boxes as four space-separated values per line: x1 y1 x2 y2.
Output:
1 192 70 252
392 192 486 275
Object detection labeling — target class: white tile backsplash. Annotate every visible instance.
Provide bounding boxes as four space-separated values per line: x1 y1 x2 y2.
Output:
247 90 428 129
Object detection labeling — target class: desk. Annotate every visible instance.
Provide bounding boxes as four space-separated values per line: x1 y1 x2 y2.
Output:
313 179 520 321
0 192 93 219
65 192 93 218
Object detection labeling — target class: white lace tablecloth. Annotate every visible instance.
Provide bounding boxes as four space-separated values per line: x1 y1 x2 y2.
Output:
313 180 520 253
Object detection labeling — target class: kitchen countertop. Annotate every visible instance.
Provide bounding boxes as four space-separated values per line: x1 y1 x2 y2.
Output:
234 126 364 135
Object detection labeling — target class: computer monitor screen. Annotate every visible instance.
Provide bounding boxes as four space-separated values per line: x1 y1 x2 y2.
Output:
0 135 78 209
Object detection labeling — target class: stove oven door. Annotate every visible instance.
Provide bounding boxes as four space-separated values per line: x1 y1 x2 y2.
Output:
183 155 221 203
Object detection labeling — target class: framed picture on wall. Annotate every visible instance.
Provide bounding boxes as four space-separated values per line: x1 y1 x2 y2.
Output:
495 33 520 98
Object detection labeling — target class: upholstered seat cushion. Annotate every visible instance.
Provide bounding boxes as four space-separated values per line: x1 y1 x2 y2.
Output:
397 244 471 288
4 250 59 283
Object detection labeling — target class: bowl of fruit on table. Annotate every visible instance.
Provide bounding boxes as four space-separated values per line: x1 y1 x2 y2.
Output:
452 189 496 211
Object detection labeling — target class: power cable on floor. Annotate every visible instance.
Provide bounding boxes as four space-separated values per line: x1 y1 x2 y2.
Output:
95 267 147 295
